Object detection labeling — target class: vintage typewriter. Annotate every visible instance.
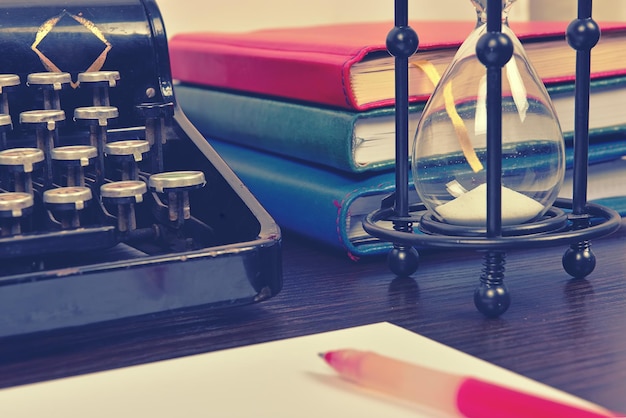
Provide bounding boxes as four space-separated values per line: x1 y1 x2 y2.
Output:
0 0 282 337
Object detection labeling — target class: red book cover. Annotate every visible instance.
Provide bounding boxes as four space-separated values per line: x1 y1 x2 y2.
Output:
169 21 626 111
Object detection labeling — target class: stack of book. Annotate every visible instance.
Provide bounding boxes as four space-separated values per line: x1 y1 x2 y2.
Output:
169 20 626 259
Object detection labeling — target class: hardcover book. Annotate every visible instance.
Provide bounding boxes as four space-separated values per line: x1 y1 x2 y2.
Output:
174 76 626 174
209 139 626 259
169 20 626 111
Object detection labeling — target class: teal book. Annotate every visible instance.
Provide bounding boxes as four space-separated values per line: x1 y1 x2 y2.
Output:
175 84 425 174
175 76 626 174
209 139 626 259
209 139 419 259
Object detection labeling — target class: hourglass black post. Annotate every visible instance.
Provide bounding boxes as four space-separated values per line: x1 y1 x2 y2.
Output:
385 0 419 276
562 0 600 278
473 0 513 317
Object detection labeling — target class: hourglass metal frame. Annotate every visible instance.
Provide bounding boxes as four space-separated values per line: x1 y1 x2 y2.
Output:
363 0 622 317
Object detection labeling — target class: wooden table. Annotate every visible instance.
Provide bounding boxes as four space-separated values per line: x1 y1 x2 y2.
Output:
1 219 625 413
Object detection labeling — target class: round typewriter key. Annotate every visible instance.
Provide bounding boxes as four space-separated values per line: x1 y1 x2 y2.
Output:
73 106 119 151
0 192 34 236
0 74 20 91
20 109 66 126
74 106 119 188
105 140 151 180
0 148 45 193
51 145 98 164
27 72 71 90
0 147 45 172
0 114 11 128
44 185 91 205
148 171 206 193
0 74 20 115
0 192 34 217
137 102 174 173
44 186 92 207
101 180 147 201
27 72 71 110
19 109 66 159
43 186 92 229
74 106 119 126
0 114 12 149
105 140 151 160
51 145 98 187
20 109 66 188
77 71 120 87
149 171 206 223
101 180 147 232
78 71 120 107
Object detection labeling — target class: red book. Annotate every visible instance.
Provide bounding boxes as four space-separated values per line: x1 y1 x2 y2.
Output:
169 21 626 111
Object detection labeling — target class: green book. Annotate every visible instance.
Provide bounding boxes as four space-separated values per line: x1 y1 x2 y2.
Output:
175 76 626 174
175 84 425 173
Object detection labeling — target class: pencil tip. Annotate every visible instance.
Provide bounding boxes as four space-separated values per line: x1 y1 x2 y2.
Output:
318 352 326 359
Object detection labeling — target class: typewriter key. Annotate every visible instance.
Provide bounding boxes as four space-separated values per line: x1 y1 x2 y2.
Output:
26 72 71 110
74 105 119 187
148 171 206 223
0 74 20 90
0 74 20 115
20 109 66 188
100 180 147 232
77 71 120 106
0 114 12 150
19 109 65 129
137 102 174 173
51 145 98 187
0 114 12 129
0 148 45 194
104 140 151 180
43 186 93 229
73 106 119 131
0 192 34 236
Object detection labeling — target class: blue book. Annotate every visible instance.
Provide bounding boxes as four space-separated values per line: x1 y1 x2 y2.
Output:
209 140 419 259
210 139 626 258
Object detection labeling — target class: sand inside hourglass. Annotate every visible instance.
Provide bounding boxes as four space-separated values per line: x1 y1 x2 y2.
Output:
435 183 545 226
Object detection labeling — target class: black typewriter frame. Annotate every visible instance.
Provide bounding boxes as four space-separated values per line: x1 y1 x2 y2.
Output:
0 0 282 337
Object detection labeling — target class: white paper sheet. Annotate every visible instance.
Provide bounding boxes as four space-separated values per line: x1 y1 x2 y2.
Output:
0 322 603 417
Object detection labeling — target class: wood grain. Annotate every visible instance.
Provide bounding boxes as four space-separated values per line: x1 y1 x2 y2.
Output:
1 219 625 412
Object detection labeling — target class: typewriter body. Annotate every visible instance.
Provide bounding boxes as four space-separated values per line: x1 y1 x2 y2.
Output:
0 0 282 337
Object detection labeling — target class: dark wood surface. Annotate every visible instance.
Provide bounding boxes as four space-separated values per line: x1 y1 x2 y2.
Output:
1 219 625 413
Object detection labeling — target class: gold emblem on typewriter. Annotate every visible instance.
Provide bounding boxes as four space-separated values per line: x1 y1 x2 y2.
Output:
31 10 112 88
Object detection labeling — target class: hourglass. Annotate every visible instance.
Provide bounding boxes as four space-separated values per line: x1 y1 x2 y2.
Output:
413 0 565 228
363 0 621 317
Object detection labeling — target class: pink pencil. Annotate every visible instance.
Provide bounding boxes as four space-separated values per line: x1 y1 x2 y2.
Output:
321 349 621 418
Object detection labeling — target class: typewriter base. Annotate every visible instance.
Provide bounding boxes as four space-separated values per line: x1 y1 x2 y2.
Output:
0 244 280 338
0 114 282 338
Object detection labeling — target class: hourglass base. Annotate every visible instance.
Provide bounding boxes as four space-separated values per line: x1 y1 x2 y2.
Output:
562 241 596 278
364 198 621 317
387 244 420 276
474 282 511 318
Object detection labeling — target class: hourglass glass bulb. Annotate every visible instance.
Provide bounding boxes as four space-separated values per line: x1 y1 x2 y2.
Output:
411 0 565 227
